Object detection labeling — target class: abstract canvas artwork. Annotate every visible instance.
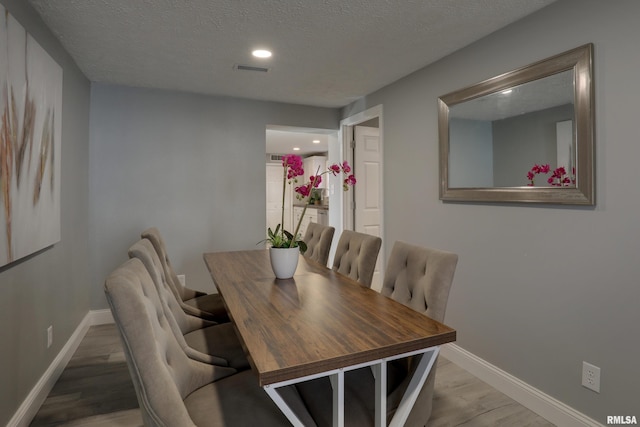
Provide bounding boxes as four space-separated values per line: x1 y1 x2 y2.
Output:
1 6 62 267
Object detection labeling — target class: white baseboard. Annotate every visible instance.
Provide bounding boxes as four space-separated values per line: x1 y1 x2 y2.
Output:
7 309 115 427
440 343 603 427
90 308 114 325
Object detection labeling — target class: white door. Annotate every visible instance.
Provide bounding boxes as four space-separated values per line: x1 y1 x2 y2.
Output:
354 126 383 290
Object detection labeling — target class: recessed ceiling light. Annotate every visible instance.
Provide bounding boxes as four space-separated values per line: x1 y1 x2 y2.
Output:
252 49 272 58
312 140 320 144
501 89 513 94
293 147 300 151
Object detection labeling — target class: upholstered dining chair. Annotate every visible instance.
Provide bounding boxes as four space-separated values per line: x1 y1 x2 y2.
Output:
378 241 458 426
381 241 458 323
331 229 382 287
105 258 317 427
141 227 229 323
302 222 335 266
128 238 249 370
297 241 458 426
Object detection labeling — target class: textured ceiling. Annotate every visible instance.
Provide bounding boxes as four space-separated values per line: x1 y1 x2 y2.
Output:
28 0 556 108
450 70 574 121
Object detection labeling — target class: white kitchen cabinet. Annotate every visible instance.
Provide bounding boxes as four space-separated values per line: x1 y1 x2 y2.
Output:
316 209 328 226
293 206 318 238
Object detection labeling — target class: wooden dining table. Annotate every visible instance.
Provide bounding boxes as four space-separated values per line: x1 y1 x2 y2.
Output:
203 249 456 427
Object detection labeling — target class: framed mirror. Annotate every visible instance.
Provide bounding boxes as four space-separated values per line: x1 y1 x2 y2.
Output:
438 44 594 205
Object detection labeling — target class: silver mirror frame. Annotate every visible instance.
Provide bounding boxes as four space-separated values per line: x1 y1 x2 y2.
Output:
438 44 594 205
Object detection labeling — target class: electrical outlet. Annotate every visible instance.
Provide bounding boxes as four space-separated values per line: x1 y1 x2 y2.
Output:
177 274 186 288
582 361 600 393
47 325 53 349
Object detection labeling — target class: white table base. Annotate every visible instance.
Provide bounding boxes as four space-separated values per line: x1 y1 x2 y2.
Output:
263 346 440 427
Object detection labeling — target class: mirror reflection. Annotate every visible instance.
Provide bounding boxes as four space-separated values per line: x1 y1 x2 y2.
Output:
449 70 575 188
438 44 594 205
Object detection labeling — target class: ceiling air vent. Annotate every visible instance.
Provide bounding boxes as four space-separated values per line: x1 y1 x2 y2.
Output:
234 64 269 73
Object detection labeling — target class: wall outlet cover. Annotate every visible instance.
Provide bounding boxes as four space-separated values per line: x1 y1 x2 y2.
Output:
581 361 600 393
177 274 186 287
47 325 53 348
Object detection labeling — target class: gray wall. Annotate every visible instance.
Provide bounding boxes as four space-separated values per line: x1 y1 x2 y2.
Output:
493 104 574 186
0 0 91 425
449 118 493 187
88 84 340 309
342 0 639 422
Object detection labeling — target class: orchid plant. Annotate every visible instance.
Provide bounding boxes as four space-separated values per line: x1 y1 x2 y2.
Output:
527 163 575 187
263 154 356 252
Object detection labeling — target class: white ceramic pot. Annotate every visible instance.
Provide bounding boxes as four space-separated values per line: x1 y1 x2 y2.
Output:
269 247 300 279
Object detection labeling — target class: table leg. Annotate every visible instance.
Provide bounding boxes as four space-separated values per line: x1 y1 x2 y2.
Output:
330 370 345 426
388 347 440 427
264 368 347 427
263 384 306 427
374 361 388 427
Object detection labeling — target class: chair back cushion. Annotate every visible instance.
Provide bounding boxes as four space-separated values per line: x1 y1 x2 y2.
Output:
332 230 382 287
303 222 335 266
128 239 231 367
381 241 458 323
104 258 234 427
141 227 197 301
128 239 211 334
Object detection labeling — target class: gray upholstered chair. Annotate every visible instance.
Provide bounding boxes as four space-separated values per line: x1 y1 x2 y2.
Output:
128 238 248 370
331 229 382 287
381 241 458 323
141 227 229 323
302 222 335 266
298 241 458 426
378 241 458 426
105 258 317 427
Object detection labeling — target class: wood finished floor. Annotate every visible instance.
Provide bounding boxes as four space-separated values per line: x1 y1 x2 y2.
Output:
30 324 555 426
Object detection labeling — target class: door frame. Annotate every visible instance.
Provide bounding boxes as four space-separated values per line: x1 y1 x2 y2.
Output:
339 105 384 282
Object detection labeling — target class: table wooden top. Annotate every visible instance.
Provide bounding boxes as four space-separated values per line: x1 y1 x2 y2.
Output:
203 249 456 387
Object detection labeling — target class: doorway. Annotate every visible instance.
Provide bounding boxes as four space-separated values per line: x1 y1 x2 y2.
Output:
341 105 384 290
265 125 339 250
